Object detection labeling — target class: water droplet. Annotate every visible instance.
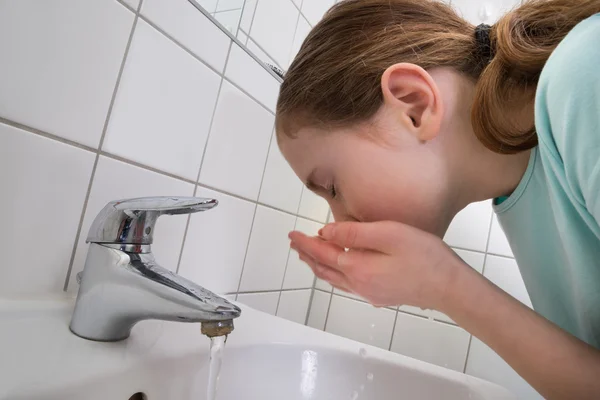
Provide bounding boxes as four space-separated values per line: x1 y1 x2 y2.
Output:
370 323 376 329
350 390 359 400
359 384 365 392
359 348 367 358
367 372 374 382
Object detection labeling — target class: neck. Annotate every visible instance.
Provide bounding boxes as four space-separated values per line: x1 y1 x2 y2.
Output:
438 73 533 215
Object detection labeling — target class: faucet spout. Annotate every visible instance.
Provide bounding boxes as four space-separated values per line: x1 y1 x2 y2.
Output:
70 243 241 341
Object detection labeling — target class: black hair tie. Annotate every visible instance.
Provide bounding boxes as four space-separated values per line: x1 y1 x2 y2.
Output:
474 23 494 63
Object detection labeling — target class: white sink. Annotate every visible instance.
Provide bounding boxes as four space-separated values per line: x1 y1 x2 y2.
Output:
0 296 516 400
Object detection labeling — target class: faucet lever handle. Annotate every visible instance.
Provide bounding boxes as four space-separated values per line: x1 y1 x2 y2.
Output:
87 196 218 245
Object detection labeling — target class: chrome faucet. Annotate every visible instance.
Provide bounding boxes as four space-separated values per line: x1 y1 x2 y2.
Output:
69 196 241 342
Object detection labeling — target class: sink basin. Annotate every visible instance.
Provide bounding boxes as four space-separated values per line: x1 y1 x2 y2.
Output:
0 296 516 400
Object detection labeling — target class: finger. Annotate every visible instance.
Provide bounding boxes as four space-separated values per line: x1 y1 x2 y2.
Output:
319 221 403 253
295 249 349 289
289 231 345 269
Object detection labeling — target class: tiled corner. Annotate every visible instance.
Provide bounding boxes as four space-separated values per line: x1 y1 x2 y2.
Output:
454 248 486 274
283 218 323 289
178 187 255 294
288 15 311 66
444 200 493 252
237 291 279 315
300 0 335 26
246 39 279 68
141 0 231 72
297 187 330 223
239 0 258 33
121 0 140 11
307 290 331 330
239 206 296 292
326 295 396 350
484 255 532 308
216 0 245 12
67 156 194 291
277 289 312 324
249 0 299 67
199 81 274 200
0 0 133 147
103 20 220 181
214 10 242 35
466 337 544 399
315 278 333 292
195 0 218 13
237 30 249 45
259 133 304 213
488 215 514 257
225 44 280 112
0 123 95 295
390 313 470 372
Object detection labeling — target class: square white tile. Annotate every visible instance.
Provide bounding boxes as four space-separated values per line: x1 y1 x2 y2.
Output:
239 206 297 291
121 0 140 11
277 289 311 324
300 0 334 25
283 218 323 289
225 44 280 112
315 278 333 292
67 156 194 291
326 295 396 349
308 290 331 330
199 81 274 200
239 0 258 33
488 215 514 257
141 0 231 72
237 292 279 315
216 0 245 12
390 313 470 372
454 248 486 274
0 0 133 147
259 132 303 213
249 0 299 67
298 187 330 223
103 20 221 181
484 255 532 308
444 200 493 252
288 15 311 66
178 187 255 294
0 124 95 295
466 337 544 399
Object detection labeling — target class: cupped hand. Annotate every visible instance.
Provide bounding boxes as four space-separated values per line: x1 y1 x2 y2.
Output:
289 220 466 310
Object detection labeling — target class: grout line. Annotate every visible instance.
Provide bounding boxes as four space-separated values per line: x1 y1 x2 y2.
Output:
286 3 303 68
0 117 97 154
388 310 400 351
234 203 259 298
116 0 137 13
62 8 141 291
246 36 284 71
303 276 319 326
212 7 244 14
230 287 312 296
175 40 234 274
322 286 335 332
462 210 496 374
137 13 278 115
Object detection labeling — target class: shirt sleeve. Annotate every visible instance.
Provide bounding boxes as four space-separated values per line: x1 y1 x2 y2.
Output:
535 14 600 223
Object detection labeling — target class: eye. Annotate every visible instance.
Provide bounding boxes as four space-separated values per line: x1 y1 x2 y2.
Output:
326 183 337 199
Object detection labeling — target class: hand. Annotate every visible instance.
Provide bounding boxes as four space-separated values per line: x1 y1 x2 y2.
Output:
289 220 466 310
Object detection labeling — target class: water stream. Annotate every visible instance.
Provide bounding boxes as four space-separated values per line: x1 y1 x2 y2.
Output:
206 336 226 400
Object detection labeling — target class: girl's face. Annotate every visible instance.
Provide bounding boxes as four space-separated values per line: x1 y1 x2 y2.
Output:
279 113 452 236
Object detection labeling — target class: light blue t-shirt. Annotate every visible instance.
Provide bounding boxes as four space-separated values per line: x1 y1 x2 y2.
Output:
494 14 600 349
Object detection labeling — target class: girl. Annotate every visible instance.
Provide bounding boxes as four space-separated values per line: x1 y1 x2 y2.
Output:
279 0 600 398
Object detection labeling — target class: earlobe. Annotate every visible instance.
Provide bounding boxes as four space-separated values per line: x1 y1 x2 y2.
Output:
381 63 443 142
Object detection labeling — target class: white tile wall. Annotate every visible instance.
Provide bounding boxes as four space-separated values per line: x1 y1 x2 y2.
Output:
391 313 470 372
259 134 304 213
239 206 296 291
444 200 493 252
488 215 514 257
484 255 533 308
178 187 255 294
249 0 299 67
300 0 335 26
307 290 331 330
103 20 221 181
239 0 258 33
326 295 396 350
277 289 312 324
288 15 311 66
0 0 133 147
199 81 274 199
141 0 231 72
0 123 95 295
298 186 330 223
237 292 279 315
283 218 322 289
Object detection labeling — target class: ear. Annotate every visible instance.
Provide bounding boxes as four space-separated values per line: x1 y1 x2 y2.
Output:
381 63 443 141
